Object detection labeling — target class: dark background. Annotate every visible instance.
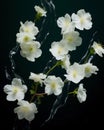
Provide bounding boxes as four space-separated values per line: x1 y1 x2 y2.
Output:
1 0 104 129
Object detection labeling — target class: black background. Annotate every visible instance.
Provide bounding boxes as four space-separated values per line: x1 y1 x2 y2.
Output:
1 0 104 129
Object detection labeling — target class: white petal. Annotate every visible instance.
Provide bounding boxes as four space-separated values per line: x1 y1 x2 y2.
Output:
12 78 22 86
45 86 53 95
15 91 25 101
7 94 17 101
54 88 62 95
3 85 12 94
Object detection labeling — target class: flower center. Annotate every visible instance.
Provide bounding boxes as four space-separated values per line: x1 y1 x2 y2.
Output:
72 70 77 78
65 20 70 27
23 36 30 42
68 36 73 43
24 27 31 32
85 67 91 73
51 82 56 89
21 106 29 112
13 87 19 94
80 17 85 24
29 47 34 52
57 47 63 54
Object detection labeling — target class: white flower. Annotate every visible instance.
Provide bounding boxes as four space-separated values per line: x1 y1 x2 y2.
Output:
14 100 38 121
64 62 85 84
72 9 92 30
34 5 47 17
20 41 42 62
3 78 27 101
83 63 99 78
61 54 70 71
63 31 82 51
77 83 87 103
16 32 35 44
44 76 64 95
29 72 46 85
92 41 104 57
49 40 69 60
19 21 39 36
57 13 75 34
16 21 39 44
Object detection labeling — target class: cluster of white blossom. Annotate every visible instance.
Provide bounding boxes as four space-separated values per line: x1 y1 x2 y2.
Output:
3 4 104 123
16 20 41 62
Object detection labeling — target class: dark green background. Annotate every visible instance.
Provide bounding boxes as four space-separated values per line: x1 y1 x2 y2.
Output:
1 0 104 129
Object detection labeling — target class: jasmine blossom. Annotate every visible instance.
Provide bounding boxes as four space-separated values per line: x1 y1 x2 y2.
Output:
57 13 75 34
83 62 99 78
63 31 82 51
19 21 39 36
64 62 85 83
29 72 46 85
3 78 27 101
20 41 42 62
14 100 38 121
44 76 64 95
72 9 92 30
92 41 104 57
34 5 47 17
77 83 87 103
16 32 35 44
49 40 69 60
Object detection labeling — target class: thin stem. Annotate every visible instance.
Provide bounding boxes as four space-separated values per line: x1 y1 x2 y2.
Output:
35 93 47 96
29 60 61 103
68 91 74 94
45 61 61 75
29 83 39 103
68 88 78 95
